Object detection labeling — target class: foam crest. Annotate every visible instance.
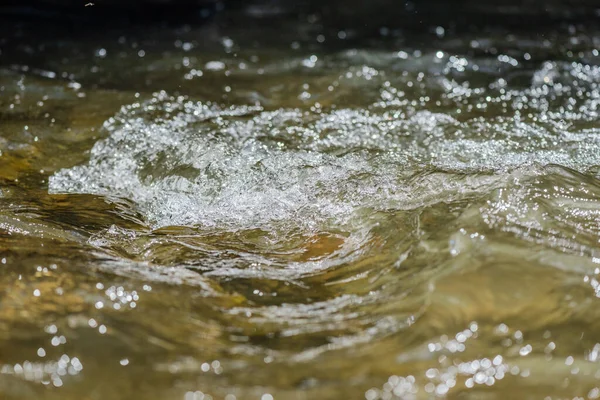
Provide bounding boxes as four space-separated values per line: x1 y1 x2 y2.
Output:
50 57 600 231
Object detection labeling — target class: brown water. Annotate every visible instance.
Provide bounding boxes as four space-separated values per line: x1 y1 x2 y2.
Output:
2 10 600 400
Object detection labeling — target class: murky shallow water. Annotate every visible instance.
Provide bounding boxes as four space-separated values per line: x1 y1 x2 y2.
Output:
2 10 600 400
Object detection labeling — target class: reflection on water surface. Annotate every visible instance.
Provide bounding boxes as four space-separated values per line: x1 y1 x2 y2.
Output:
2 6 600 400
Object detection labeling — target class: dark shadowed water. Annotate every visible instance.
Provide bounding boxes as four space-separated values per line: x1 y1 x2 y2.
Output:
2 7 600 400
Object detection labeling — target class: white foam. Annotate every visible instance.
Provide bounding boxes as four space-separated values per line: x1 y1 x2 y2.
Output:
49 58 600 232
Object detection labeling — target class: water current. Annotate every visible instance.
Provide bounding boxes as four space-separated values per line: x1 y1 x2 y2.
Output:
2 8 600 400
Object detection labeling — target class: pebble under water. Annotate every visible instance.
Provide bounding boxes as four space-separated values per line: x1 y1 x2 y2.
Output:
2 10 600 400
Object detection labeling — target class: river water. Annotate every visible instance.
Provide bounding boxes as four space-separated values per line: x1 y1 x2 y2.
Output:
1 8 600 400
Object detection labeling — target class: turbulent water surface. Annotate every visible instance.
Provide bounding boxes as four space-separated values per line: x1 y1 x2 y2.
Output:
2 9 600 400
